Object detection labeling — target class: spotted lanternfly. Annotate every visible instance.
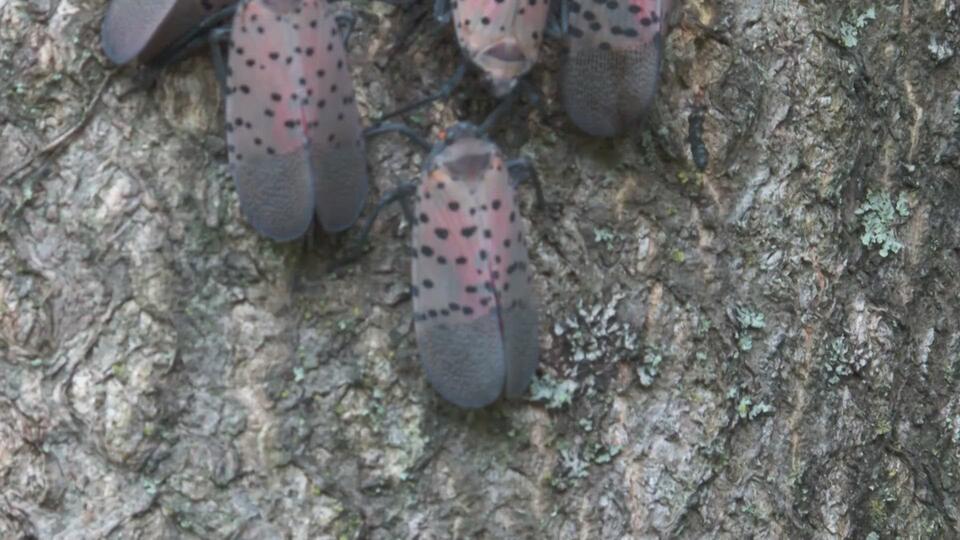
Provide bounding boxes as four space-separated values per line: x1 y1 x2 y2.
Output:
450 0 550 96
101 0 237 65
561 0 670 136
410 123 539 407
225 0 368 241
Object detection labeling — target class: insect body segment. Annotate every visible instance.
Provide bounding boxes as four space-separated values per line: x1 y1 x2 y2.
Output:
225 0 368 240
101 0 237 65
452 0 550 96
411 124 539 407
561 0 668 136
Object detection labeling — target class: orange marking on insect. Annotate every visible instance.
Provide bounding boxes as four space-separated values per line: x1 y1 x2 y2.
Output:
428 169 449 184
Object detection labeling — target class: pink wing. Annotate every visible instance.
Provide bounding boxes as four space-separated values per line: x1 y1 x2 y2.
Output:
226 0 368 240
101 0 236 65
561 0 667 136
411 135 539 407
452 0 549 95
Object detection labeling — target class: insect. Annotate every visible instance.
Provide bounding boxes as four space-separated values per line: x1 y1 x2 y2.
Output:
383 0 550 120
100 0 238 65
224 0 368 241
688 101 708 171
560 0 670 136
361 119 543 408
445 0 550 96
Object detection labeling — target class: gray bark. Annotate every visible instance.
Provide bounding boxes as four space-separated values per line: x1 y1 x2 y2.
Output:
2 0 959 538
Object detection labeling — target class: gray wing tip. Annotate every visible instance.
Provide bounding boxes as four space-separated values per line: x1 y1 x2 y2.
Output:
316 171 369 233
100 0 175 65
314 145 370 233
502 305 540 400
434 386 502 409
561 46 662 137
100 18 140 65
236 190 315 241
422 354 505 408
503 366 538 400
417 324 540 407
236 186 316 241
417 322 507 408
231 150 318 241
246 217 313 242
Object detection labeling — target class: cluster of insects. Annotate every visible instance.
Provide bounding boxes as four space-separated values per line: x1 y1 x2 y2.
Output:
100 0 670 408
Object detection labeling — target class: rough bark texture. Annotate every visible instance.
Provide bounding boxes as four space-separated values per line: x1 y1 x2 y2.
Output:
2 0 960 538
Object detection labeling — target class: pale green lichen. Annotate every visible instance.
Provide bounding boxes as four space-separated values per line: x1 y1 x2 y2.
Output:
697 317 712 336
529 373 577 409
586 442 622 465
928 34 955 63
824 336 868 384
553 290 640 364
735 306 765 352
856 191 910 257
874 417 892 437
948 415 960 446
561 450 589 479
142 477 159 496
550 448 589 491
593 227 616 245
736 307 766 330
111 361 127 380
736 398 750 418
549 440 622 491
730 388 774 421
840 7 876 47
737 396 774 420
550 440 622 491
548 434 623 491
749 400 774 420
333 511 364 540
638 347 663 386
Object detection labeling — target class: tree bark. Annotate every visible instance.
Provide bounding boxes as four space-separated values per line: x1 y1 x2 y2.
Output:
2 0 959 538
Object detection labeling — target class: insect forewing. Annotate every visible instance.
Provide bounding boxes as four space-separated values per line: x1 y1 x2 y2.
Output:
411 132 539 407
226 0 368 240
561 0 668 136
101 0 236 65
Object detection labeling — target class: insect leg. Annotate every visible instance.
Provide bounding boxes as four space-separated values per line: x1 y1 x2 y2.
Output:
505 158 546 210
545 0 568 39
434 0 453 23
360 183 418 241
329 182 418 271
334 12 357 50
516 78 547 117
148 3 239 69
363 123 433 153
376 61 467 122
207 27 231 95
398 191 416 225
479 89 518 133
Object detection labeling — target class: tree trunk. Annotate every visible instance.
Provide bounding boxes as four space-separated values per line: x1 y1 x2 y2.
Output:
2 0 959 538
